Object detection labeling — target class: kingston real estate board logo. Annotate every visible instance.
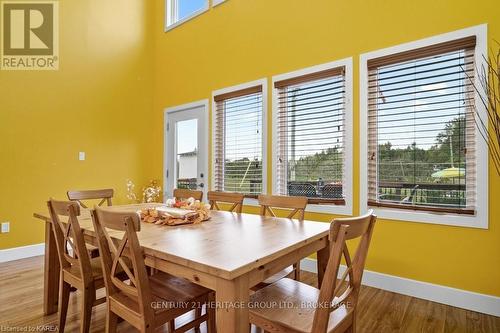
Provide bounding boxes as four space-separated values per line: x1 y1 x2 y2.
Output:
1 0 58 70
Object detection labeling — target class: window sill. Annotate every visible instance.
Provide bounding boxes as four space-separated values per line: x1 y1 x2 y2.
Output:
212 0 226 7
367 205 488 229
165 5 209 32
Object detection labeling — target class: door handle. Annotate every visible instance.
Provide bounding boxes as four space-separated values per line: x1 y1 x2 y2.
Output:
198 183 205 188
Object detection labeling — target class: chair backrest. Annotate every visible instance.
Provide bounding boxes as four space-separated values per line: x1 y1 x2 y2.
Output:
91 207 153 321
47 199 93 282
173 188 203 201
67 189 114 208
208 191 245 213
311 210 376 333
258 194 308 220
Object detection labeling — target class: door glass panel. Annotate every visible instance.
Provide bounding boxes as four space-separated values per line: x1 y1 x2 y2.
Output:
176 119 198 189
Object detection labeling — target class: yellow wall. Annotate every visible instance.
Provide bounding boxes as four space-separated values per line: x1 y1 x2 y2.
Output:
151 0 500 296
1 0 498 298
0 0 154 249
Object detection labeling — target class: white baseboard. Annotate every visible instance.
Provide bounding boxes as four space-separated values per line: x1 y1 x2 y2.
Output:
0 243 45 263
301 258 500 317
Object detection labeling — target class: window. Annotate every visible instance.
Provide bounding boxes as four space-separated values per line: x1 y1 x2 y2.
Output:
166 0 208 30
360 25 488 228
212 80 267 198
273 59 353 215
212 0 226 6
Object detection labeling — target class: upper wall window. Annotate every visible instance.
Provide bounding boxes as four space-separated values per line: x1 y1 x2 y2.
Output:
360 25 488 228
166 0 209 30
272 59 353 215
212 80 267 198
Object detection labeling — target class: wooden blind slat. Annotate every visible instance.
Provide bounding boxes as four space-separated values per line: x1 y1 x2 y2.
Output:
274 67 345 89
367 36 476 69
213 85 262 102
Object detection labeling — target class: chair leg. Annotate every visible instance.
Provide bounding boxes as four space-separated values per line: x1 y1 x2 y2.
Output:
194 307 202 333
58 279 71 332
142 323 155 333
207 293 216 333
168 319 175 333
80 287 95 333
106 310 119 333
294 262 301 281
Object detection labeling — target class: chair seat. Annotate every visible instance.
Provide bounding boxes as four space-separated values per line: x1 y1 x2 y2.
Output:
249 278 352 333
110 271 212 317
64 257 104 280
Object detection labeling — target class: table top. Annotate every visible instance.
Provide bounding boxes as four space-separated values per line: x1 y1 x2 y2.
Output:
34 203 330 280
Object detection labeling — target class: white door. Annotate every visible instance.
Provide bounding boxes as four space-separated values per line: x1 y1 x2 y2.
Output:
164 101 208 201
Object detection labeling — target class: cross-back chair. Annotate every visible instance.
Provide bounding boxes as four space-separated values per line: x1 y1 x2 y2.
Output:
258 194 308 220
91 207 215 333
208 191 245 213
67 188 114 208
255 194 308 287
67 189 113 257
249 210 377 333
173 188 203 201
47 199 107 333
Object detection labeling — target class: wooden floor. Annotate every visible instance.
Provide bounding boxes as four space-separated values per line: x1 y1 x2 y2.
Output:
0 256 498 333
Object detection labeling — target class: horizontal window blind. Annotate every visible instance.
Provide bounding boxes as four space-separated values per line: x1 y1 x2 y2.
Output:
367 37 477 214
275 67 346 204
214 86 263 196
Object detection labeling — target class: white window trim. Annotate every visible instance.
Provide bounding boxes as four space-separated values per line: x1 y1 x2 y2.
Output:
359 24 489 229
212 0 226 7
211 78 268 206
271 58 354 216
165 0 209 32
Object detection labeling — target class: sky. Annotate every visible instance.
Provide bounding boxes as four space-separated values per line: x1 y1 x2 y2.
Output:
176 118 198 154
178 0 206 20
375 50 472 152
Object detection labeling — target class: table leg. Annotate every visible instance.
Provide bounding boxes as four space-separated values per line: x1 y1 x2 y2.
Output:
215 275 249 333
43 220 60 315
316 238 330 288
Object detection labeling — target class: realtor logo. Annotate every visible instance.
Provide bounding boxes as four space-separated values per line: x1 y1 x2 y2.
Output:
1 1 58 70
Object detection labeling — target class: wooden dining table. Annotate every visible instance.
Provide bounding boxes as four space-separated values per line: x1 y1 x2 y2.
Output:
34 203 331 333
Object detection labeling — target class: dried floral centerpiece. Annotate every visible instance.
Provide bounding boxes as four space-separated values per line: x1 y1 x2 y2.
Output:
140 198 211 226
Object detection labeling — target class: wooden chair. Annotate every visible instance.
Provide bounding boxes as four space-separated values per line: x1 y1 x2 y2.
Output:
67 189 114 208
208 191 245 213
67 189 113 257
47 199 107 333
249 210 377 333
173 188 203 201
256 194 308 287
259 194 308 221
91 207 215 333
